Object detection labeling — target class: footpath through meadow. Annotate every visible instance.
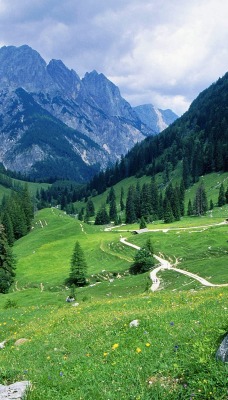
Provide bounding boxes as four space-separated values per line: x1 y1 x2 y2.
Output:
120 237 228 292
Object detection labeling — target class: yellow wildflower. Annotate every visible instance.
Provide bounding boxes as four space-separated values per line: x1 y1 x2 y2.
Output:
103 352 108 357
136 347 142 353
112 343 119 350
145 343 151 347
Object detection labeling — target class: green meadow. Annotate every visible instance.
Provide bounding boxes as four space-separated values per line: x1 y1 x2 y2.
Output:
0 172 228 399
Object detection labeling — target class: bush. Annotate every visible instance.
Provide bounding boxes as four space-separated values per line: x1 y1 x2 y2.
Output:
129 247 155 275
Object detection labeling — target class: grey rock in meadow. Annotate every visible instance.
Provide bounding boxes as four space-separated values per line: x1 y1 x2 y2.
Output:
216 333 228 362
0 381 30 399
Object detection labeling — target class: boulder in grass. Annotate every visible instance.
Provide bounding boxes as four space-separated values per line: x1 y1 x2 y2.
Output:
216 333 228 362
129 319 139 328
14 338 29 347
0 381 30 399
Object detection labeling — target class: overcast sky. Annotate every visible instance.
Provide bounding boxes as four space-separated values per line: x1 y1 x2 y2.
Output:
0 0 228 115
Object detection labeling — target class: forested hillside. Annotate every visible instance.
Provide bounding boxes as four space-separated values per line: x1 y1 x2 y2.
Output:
88 72 228 195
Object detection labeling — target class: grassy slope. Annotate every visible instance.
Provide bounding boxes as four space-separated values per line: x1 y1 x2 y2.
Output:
0 179 49 202
0 173 227 399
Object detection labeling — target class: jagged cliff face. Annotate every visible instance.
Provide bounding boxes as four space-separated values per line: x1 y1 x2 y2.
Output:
133 104 178 134
0 45 176 181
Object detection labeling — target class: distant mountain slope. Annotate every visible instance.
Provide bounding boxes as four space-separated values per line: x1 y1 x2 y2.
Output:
88 72 228 193
134 104 178 133
0 45 180 181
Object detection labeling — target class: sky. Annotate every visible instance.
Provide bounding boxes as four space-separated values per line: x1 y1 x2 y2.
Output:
0 0 228 116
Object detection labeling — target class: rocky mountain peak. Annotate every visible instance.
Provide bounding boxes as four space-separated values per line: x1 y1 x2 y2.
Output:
0 44 54 92
82 70 137 120
0 44 177 181
47 59 83 99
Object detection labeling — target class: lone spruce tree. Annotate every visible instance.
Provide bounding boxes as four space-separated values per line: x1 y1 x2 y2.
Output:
0 225 16 293
66 241 87 287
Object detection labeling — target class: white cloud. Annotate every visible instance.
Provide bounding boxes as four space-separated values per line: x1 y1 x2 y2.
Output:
1 0 228 115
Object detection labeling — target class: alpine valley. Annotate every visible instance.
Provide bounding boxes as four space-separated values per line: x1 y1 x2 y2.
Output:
0 45 178 182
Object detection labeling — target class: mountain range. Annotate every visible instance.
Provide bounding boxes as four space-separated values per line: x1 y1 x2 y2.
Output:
0 45 178 181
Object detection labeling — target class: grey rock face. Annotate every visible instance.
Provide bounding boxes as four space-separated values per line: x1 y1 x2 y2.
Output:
134 104 178 133
0 45 54 93
216 333 228 362
0 381 30 399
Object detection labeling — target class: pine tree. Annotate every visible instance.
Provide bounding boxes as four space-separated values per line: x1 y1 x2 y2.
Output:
120 187 125 211
78 208 84 221
209 199 214 210
125 186 136 224
140 183 151 221
9 197 27 240
164 184 180 221
182 157 191 189
218 183 226 206
150 178 159 219
163 198 174 223
19 184 34 232
1 212 14 246
193 183 208 216
226 186 228 203
133 182 141 219
158 192 164 220
187 199 193 216
107 187 116 205
179 180 185 216
109 196 117 222
145 238 154 254
139 216 147 229
94 204 110 225
86 199 95 217
65 241 87 287
0 225 16 293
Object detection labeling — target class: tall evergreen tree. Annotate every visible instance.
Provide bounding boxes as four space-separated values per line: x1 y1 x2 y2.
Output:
187 199 193 216
140 183 151 221
109 194 118 222
120 187 125 211
218 183 226 206
0 225 16 293
95 204 110 225
145 237 154 254
193 183 208 216
86 199 95 217
19 184 34 231
150 178 159 219
158 192 164 220
209 199 214 210
65 241 87 287
163 197 174 223
78 208 84 221
173 186 181 221
1 212 14 246
179 180 185 216
134 182 141 219
125 186 136 224
139 216 147 229
165 184 180 221
182 157 191 189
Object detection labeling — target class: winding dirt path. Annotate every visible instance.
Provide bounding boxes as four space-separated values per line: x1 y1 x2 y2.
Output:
120 237 228 291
